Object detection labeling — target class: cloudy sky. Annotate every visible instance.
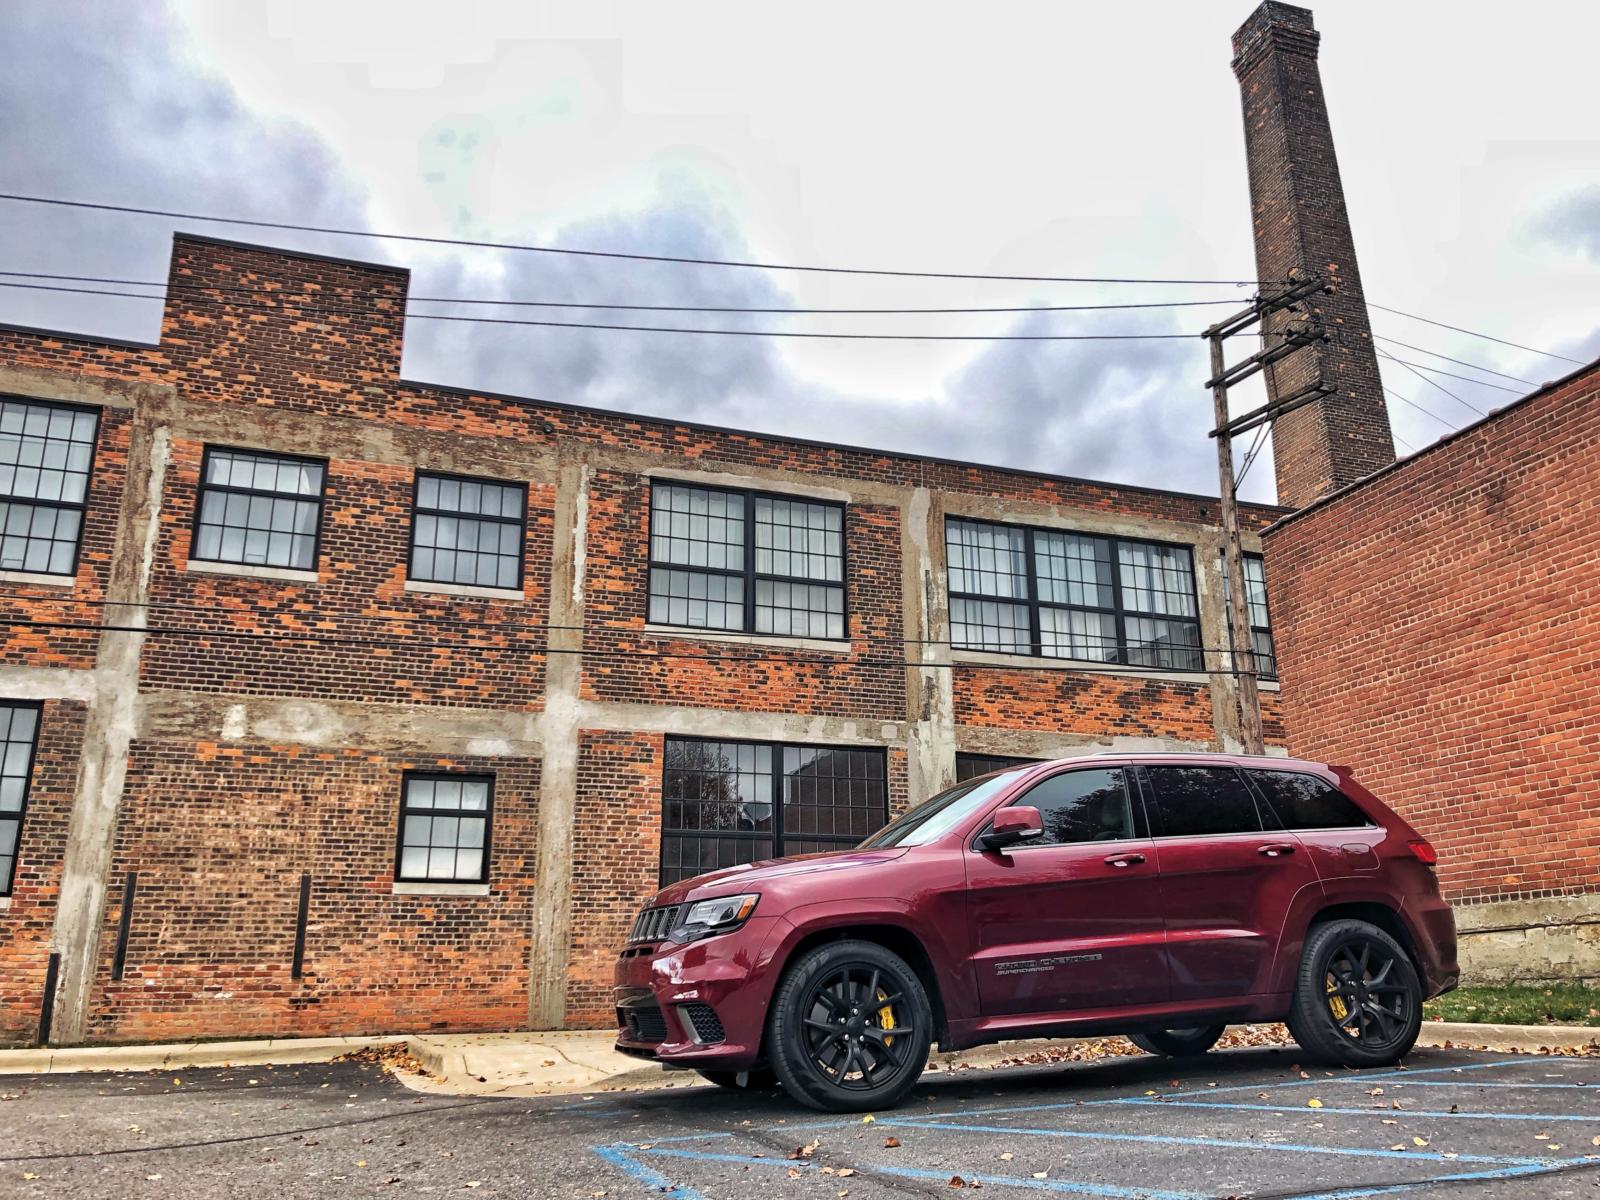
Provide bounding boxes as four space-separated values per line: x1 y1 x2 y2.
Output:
2 1 1596 504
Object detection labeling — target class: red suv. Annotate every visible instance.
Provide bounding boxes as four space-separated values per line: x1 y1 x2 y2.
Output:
614 753 1457 1112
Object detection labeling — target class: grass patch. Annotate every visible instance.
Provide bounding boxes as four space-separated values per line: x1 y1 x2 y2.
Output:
1425 984 1600 1027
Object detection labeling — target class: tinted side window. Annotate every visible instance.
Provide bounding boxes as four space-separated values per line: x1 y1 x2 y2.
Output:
1249 770 1371 830
1145 766 1262 838
1012 768 1133 846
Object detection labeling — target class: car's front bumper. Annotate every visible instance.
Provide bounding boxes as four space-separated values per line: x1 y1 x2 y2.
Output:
612 916 782 1070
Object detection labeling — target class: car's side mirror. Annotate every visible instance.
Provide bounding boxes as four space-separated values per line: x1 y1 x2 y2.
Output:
978 805 1044 852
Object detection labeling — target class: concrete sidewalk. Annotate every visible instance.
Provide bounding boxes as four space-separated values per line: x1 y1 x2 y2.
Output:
2 1021 1595 1097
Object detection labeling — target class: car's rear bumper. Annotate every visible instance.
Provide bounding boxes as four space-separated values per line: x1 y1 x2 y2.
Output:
611 917 781 1070
1405 893 1459 996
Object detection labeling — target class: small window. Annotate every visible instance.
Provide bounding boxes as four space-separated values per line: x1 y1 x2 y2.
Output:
945 518 1202 670
1144 765 1264 838
1249 770 1369 830
0 702 41 896
1222 552 1277 680
0 397 100 576
192 448 325 571
410 472 527 590
396 773 493 884
647 483 845 639
660 737 886 885
955 752 1040 782
1011 768 1134 846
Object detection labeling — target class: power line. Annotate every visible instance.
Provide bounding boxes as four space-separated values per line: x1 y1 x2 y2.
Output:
1382 384 1456 432
1233 421 1271 491
1378 349 1489 418
1378 351 1514 399
1367 302 1585 366
0 278 1199 341
0 272 1247 316
0 192 1271 287
1370 335 1535 386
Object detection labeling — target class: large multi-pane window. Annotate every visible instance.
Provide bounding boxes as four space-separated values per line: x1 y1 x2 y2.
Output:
945 518 1202 671
0 702 41 896
409 472 527 590
192 448 326 571
954 752 1039 782
0 397 99 577
647 482 846 639
659 737 886 884
395 773 493 884
1220 551 1277 680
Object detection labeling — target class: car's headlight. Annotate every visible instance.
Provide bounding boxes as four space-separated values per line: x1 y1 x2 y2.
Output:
671 893 759 942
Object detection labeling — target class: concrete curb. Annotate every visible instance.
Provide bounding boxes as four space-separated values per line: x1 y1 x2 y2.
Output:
0 1035 403 1076
2 1020 1594 1086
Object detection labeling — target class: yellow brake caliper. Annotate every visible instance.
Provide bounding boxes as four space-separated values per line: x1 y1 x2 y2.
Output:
1326 971 1349 1020
877 989 896 1045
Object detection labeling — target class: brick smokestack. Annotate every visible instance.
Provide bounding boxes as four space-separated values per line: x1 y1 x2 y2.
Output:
1233 2 1394 509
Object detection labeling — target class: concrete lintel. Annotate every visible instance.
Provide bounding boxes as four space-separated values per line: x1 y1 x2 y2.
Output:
643 464 857 505
638 623 852 656
0 664 98 703
0 363 176 412
136 690 543 755
590 444 911 507
942 492 1253 551
953 727 1217 760
949 648 1210 688
572 699 907 748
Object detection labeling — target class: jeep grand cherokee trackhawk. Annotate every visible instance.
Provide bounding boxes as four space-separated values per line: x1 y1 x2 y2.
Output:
613 753 1457 1112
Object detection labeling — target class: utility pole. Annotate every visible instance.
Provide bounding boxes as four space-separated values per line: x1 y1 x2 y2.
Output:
1203 274 1332 754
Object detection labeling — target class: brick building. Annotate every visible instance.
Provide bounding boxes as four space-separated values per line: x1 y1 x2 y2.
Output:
0 234 1285 1046
1262 360 1600 985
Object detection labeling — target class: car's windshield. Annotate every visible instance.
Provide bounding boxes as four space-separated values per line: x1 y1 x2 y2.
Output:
858 770 1025 848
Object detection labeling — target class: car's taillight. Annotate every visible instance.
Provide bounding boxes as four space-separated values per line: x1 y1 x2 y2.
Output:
1407 839 1438 866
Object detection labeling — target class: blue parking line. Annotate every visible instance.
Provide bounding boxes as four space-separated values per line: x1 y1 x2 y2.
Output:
877 1118 1553 1167
1113 1097 1600 1122
592 1143 710 1200
1291 1159 1579 1200
636 1145 1205 1200
1343 1079 1593 1090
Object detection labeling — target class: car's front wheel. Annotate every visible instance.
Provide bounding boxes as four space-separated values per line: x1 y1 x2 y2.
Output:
766 939 932 1112
1128 1025 1227 1057
1287 918 1423 1067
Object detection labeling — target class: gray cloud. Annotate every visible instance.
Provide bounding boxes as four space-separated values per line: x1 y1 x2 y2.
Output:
1535 186 1600 262
0 1 1229 501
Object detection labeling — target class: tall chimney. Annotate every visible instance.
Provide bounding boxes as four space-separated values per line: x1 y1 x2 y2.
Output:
1232 2 1394 508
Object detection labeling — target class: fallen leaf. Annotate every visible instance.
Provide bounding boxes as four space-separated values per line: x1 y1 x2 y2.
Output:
999 1153 1013 1161
357 1160 368 1168
949 1176 966 1188
1390 1144 1406 1152
1443 1153 1459 1160
1549 1144 1563 1151
1031 1171 1048 1180
883 1137 901 1149
1307 1099 1323 1109
861 1115 875 1124
23 1173 39 1180
145 1176 162 1182
838 1169 855 1178
172 1078 181 1086
464 1185 481 1191
1412 1138 1427 1148
787 1168 802 1180
1535 1133 1550 1140
1382 1119 1398 1126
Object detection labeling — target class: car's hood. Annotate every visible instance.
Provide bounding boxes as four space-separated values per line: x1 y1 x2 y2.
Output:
650 846 909 907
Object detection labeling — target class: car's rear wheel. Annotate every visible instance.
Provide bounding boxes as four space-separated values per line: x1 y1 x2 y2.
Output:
696 1067 778 1090
766 939 932 1112
1287 919 1422 1067
1128 1025 1226 1057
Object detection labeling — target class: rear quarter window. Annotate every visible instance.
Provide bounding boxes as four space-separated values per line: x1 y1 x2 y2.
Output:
1248 770 1372 830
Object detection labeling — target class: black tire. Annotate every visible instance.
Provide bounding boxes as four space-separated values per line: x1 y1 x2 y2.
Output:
1128 1024 1227 1057
1287 919 1423 1068
696 1067 778 1090
766 939 933 1113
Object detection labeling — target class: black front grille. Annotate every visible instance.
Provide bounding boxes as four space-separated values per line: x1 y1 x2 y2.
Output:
680 1002 725 1044
619 1002 669 1044
629 904 681 943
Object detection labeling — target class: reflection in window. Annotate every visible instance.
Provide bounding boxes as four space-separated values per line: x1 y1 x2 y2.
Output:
396 774 493 884
1010 768 1133 845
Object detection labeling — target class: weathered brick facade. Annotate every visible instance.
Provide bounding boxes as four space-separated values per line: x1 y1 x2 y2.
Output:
0 233 1283 1045
1263 360 1600 983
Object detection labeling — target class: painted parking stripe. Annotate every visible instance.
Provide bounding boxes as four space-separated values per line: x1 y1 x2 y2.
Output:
1346 1079 1593 1090
635 1145 1205 1200
877 1118 1553 1167
592 1144 711 1200
1112 1097 1600 1122
1290 1158 1594 1200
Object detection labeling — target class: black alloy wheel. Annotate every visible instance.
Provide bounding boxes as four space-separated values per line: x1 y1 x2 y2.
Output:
1128 1024 1227 1057
767 939 933 1112
1287 918 1423 1067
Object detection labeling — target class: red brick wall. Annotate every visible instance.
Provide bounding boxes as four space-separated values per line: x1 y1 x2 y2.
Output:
1263 364 1600 904
0 700 85 1045
85 741 540 1042
955 670 1217 743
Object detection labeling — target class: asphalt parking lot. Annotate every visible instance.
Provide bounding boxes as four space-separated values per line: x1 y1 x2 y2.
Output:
3 1045 1598 1198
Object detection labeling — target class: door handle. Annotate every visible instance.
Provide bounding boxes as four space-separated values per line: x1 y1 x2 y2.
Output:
1104 852 1146 868
1258 842 1297 857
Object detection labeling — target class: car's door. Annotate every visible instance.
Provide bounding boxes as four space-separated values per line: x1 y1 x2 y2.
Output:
1245 767 1384 878
966 764 1170 1016
1140 763 1321 1001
